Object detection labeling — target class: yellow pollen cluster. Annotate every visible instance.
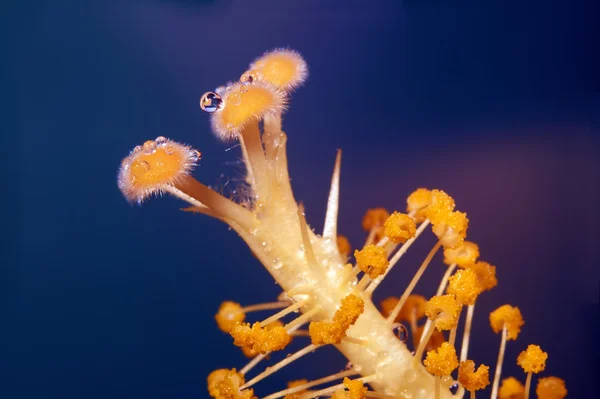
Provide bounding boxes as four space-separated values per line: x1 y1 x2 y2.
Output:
337 235 352 257
490 305 525 340
517 344 548 374
446 269 482 305
383 212 417 244
309 294 364 345
332 378 368 399
406 188 432 222
380 295 426 322
207 368 255 399
215 301 246 333
241 321 287 358
423 342 458 376
230 322 291 354
426 190 456 224
354 245 389 279
443 241 480 267
499 377 525 399
468 261 498 292
458 360 490 392
536 377 567 399
431 211 469 249
425 294 462 331
362 208 390 231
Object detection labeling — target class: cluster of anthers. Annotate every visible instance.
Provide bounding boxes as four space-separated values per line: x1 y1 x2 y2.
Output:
117 49 566 399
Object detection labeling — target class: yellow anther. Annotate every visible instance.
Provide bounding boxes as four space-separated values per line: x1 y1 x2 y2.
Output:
230 322 292 354
332 378 367 399
380 295 426 322
337 235 352 257
423 342 459 376
383 212 417 244
354 245 389 279
426 189 456 224
446 269 482 305
517 344 548 374
361 208 390 231
458 360 490 392
406 188 432 222
489 305 525 340
334 294 365 328
431 210 469 249
536 377 567 399
499 377 525 399
425 294 462 331
309 321 345 345
248 49 308 91
207 368 256 399
240 321 287 358
413 325 446 352
468 260 498 292
309 294 364 345
215 301 246 333
443 241 480 267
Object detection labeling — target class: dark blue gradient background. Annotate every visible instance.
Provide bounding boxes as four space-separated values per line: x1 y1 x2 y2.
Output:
8 1 599 398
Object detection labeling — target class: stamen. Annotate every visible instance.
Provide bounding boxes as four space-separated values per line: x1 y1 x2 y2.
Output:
241 301 291 314
460 304 475 362
260 299 309 327
240 353 267 375
285 306 321 331
386 239 443 323
240 344 319 390
365 218 430 295
262 369 358 399
490 326 508 399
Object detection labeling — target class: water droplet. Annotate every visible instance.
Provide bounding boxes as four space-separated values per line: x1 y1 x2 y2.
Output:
226 123 234 130
155 136 167 145
240 70 257 85
131 159 150 176
449 383 459 395
193 149 202 161
164 146 175 155
239 84 249 93
132 145 142 153
142 140 156 153
345 362 354 370
392 323 408 342
200 91 223 113
228 91 242 106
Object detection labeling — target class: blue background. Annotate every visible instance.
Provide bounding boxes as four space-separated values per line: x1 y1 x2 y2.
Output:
8 1 599 398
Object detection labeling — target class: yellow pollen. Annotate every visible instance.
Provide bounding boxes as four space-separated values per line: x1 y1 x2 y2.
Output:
517 344 548 374
489 305 525 340
215 301 246 333
337 235 352 257
443 241 480 267
423 342 458 376
383 212 417 244
354 245 389 279
536 377 567 399
380 295 426 322
425 294 462 331
230 322 292 354
446 269 482 305
207 368 256 399
406 188 432 223
499 377 525 399
458 360 490 391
